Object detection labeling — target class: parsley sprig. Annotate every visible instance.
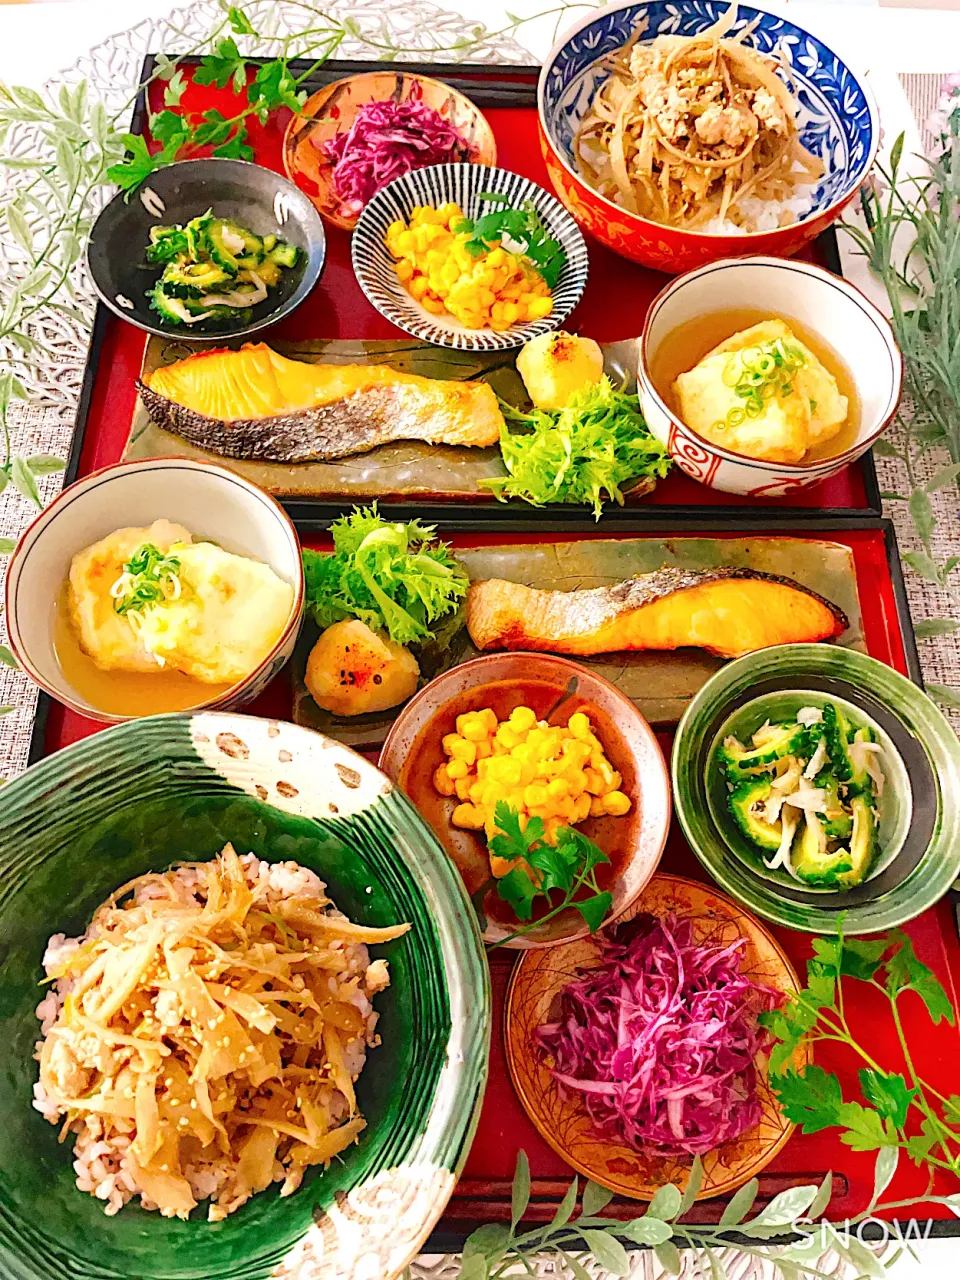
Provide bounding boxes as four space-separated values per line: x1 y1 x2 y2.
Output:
455 193 567 288
762 921 960 1179
107 4 343 191
487 801 612 946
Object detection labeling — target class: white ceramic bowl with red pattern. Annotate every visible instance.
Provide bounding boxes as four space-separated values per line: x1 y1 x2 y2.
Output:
637 257 902 498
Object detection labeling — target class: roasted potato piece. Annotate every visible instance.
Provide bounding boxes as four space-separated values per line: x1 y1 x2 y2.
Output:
305 619 419 716
516 331 604 410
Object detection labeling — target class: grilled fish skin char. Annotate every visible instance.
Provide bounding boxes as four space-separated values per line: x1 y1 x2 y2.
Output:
466 567 848 660
137 343 504 463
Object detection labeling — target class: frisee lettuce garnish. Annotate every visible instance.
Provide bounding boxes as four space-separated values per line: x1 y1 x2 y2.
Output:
302 505 468 647
482 377 672 519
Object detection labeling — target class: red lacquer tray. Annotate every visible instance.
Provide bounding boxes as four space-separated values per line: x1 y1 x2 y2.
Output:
33 519 960 1243
64 58 881 526
37 53 960 1247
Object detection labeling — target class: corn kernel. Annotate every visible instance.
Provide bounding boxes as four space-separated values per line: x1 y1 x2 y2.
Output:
589 796 607 818
546 777 569 800
566 772 588 799
509 705 537 733
446 758 469 781
573 793 592 822
524 784 548 808
603 791 632 817
461 718 489 743
433 764 455 797
584 768 604 796
449 738 477 765
452 803 486 830
567 712 591 739
454 777 472 801
475 740 493 759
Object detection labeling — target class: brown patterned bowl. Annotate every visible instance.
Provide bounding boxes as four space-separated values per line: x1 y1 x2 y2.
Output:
283 71 497 230
505 873 808 1199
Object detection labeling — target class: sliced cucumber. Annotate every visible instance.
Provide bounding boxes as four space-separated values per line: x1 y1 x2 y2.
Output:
161 260 235 298
267 240 299 269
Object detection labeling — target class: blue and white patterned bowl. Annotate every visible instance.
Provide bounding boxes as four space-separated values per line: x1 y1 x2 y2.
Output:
538 0 880 271
352 163 589 351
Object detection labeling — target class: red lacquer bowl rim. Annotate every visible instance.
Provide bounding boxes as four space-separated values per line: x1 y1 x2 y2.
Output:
637 255 904 474
4 456 305 726
536 0 881 247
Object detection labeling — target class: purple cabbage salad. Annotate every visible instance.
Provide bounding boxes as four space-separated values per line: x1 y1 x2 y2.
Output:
534 912 783 1158
318 86 473 216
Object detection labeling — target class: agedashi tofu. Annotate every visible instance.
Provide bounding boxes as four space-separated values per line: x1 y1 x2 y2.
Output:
68 519 294 686
674 319 848 464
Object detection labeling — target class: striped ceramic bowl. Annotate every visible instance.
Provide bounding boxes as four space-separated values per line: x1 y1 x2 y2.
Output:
352 162 589 351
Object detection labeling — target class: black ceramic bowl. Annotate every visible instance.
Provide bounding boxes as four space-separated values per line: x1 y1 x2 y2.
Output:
87 158 326 340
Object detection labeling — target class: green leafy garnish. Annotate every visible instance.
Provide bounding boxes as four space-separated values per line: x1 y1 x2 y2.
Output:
455 192 567 288
488 801 612 945
762 920 960 1179
301 505 468 646
483 377 671 518
714 337 807 433
111 543 182 617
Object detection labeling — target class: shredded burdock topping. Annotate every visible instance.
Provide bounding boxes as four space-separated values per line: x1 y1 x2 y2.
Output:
575 7 824 231
34 845 409 1220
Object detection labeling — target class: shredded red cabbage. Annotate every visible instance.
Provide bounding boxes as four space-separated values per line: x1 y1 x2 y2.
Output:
534 913 783 1158
318 87 472 216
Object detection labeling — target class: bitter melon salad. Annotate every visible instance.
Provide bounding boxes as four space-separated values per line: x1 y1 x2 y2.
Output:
715 702 885 888
144 210 301 328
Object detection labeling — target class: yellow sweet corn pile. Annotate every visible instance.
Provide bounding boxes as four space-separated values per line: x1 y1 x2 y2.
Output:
385 203 554 331
433 705 631 861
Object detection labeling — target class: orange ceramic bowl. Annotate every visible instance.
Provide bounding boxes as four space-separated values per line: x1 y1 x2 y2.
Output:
538 0 879 273
379 652 672 949
284 71 497 231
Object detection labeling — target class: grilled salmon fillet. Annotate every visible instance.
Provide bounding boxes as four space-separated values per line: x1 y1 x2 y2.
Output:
466 568 848 660
138 343 504 462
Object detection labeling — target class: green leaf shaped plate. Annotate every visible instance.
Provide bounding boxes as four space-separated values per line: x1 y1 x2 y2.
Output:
0 712 489 1280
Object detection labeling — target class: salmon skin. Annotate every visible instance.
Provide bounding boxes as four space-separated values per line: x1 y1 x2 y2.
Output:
466 567 849 661
137 343 504 463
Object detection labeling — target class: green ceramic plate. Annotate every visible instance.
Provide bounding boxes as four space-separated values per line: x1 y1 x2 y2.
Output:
0 713 489 1280
672 645 960 934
